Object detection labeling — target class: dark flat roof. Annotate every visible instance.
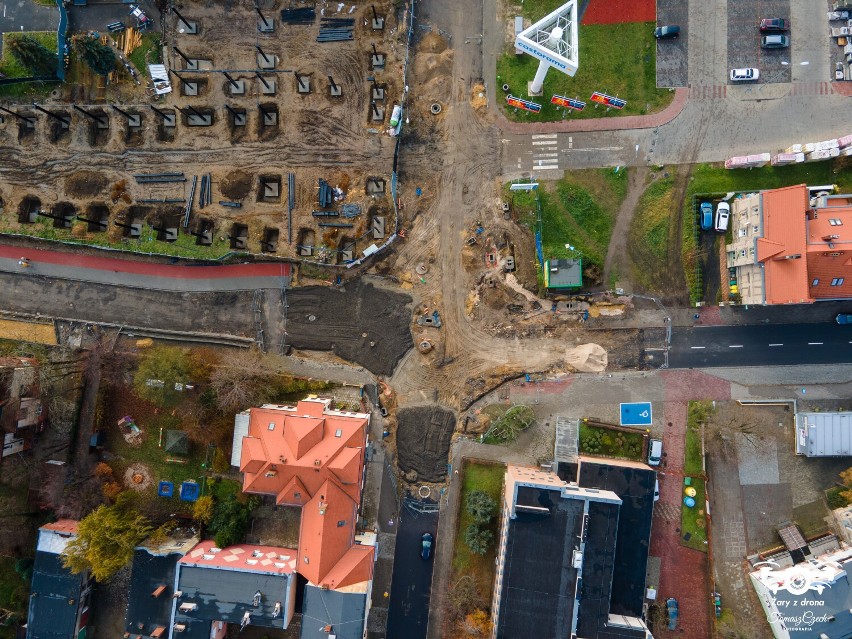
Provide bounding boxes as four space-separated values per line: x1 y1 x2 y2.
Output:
299 586 367 639
576 501 621 638
27 552 84 639
579 461 656 617
174 565 293 633
495 487 583 639
124 549 182 638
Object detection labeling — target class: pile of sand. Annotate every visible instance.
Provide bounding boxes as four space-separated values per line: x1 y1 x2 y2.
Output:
471 83 487 110
565 343 608 372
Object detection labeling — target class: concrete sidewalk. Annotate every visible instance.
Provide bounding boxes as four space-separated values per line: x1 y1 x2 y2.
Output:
0 243 292 292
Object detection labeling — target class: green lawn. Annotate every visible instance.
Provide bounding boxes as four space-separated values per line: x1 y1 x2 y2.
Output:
0 216 241 260
579 421 644 461
128 32 162 71
497 22 673 122
0 31 57 79
509 168 628 272
681 476 708 552
451 461 505 587
684 401 711 476
628 176 675 291
681 160 852 304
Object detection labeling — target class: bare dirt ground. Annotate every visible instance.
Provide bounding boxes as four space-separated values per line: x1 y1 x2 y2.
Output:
604 166 649 290
0 0 401 261
395 406 455 483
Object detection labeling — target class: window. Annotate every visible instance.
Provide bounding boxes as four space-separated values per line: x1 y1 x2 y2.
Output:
268 422 275 431
753 225 759 234
334 429 343 438
830 219 843 226
303 556 309 564
293 491 301 499
337 520 346 527
738 228 748 238
812 279 819 286
740 249 747 257
831 278 845 286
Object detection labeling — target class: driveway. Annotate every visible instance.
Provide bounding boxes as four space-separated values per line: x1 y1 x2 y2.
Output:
728 0 791 84
385 502 438 639
0 0 58 34
656 0 688 87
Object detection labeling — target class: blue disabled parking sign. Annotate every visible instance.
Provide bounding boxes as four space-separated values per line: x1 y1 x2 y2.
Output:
620 402 653 426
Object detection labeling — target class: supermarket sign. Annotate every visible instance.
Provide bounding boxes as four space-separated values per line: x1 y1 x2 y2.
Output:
506 94 542 113
551 94 586 111
590 92 627 109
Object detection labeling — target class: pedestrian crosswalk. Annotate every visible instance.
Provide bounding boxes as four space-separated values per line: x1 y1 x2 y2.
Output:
688 82 835 99
528 133 560 171
790 81 834 96
688 84 727 99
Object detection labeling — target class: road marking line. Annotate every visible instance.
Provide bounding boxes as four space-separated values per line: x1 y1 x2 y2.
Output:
531 133 558 140
729 345 743 348
562 146 624 152
533 152 559 158
532 141 558 147
768 343 783 347
690 346 705 349
808 342 823 345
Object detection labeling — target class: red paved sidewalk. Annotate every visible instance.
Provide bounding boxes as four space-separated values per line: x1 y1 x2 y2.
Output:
582 0 655 25
0 244 291 280
496 88 688 134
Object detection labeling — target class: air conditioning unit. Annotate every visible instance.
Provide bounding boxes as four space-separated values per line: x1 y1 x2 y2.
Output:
173 625 186 633
178 603 197 613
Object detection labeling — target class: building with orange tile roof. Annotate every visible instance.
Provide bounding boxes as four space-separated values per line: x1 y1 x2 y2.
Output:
726 185 852 305
232 398 373 589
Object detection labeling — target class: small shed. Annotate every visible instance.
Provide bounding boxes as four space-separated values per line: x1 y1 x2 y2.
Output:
164 430 189 456
544 258 583 289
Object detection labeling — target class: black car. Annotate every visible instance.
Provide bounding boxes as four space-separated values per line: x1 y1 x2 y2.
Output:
759 18 790 32
654 25 680 39
421 533 433 560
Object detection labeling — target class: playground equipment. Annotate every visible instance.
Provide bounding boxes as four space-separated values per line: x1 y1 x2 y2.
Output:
180 480 200 502
158 481 174 498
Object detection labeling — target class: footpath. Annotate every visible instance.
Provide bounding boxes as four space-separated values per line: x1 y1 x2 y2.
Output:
0 243 292 292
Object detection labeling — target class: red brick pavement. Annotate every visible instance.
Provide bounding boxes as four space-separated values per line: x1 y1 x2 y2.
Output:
0 244 291 279
660 370 732 402
650 399 713 639
496 88 688 134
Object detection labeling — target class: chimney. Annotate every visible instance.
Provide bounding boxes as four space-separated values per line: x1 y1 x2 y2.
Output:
823 234 840 241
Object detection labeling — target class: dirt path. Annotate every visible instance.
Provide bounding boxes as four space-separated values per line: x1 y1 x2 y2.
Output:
604 166 648 289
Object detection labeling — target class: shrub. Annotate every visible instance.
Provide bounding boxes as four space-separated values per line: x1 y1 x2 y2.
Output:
192 495 214 525
464 524 493 555
212 448 230 473
465 490 496 525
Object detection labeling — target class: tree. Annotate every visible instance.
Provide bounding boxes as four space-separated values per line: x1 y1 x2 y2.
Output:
6 35 57 76
464 524 493 555
73 35 116 76
192 495 214 525
462 610 491 637
62 493 152 581
465 491 496 525
208 496 251 548
211 448 229 474
133 346 209 407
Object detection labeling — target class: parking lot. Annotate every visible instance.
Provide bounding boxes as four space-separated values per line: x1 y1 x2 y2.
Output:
656 0 689 87
727 0 792 84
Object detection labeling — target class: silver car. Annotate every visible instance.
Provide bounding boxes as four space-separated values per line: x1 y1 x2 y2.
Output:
730 67 759 82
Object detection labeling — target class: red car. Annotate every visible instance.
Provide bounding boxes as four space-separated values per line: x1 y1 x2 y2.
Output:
759 18 789 32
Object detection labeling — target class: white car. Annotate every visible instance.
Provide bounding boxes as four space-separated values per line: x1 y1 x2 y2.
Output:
715 202 730 232
730 67 759 82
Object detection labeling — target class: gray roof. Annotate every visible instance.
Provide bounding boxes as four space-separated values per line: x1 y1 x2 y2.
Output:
174 565 293 636
299 586 367 639
796 411 852 456
27 551 86 639
546 258 582 289
125 548 182 638
164 430 189 455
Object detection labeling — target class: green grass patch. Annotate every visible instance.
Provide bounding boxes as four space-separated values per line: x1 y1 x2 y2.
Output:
684 401 711 476
481 404 535 444
0 215 242 260
827 486 852 510
681 160 852 304
0 556 29 637
579 422 644 461
0 31 57 79
497 22 673 122
128 32 162 71
508 168 627 271
451 461 505 584
681 476 708 552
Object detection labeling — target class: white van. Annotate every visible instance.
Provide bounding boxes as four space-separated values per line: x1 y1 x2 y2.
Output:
648 439 663 466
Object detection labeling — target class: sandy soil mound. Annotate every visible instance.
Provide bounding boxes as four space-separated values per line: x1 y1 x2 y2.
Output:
565 343 608 372
65 171 109 198
220 170 253 201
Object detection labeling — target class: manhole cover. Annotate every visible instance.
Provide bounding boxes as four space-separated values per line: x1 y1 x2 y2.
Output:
415 263 428 275
430 102 442 115
308 314 316 322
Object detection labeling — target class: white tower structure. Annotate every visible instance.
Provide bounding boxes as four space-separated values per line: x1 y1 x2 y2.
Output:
514 1 579 95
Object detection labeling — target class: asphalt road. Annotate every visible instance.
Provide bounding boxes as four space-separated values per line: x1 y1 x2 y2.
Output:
670 322 852 367
385 503 438 639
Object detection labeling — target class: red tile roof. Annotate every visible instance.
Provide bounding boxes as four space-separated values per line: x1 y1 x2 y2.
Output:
41 519 79 534
806 194 852 300
237 399 374 589
758 185 811 304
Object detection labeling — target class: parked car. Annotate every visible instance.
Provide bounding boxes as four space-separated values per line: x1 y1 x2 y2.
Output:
648 439 663 466
837 62 846 81
761 34 790 48
700 202 713 230
421 532 433 560
654 25 680 39
666 598 679 630
759 18 790 32
715 202 730 232
837 314 852 325
654 479 660 502
730 67 759 82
